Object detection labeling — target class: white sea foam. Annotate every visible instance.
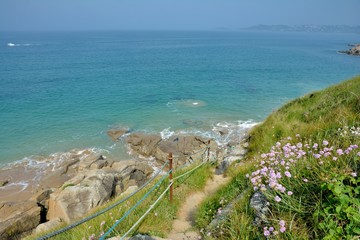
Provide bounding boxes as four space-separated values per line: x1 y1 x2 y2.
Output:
7 43 37 47
160 127 174 140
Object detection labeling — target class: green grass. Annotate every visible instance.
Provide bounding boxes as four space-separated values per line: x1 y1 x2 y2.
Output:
196 76 360 239
26 162 213 240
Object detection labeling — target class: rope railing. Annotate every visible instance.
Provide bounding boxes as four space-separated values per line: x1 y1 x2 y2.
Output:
109 144 212 239
120 182 174 240
100 169 172 240
37 161 169 240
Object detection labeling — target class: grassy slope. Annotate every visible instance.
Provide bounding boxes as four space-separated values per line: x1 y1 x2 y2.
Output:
196 76 360 239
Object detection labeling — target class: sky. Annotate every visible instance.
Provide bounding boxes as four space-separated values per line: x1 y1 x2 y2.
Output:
0 0 359 31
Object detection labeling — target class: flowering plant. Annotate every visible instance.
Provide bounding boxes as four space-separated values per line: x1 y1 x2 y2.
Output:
248 132 359 238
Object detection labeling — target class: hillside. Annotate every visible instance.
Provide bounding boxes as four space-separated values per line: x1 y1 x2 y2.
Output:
197 76 360 239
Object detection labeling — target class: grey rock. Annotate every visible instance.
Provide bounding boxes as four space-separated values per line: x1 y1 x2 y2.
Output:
340 44 360 56
35 217 62 234
129 234 157 240
0 201 41 240
250 191 269 227
48 171 116 223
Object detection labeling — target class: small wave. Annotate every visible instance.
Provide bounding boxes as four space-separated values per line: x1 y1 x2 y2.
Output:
7 43 38 47
160 127 174 140
0 181 28 190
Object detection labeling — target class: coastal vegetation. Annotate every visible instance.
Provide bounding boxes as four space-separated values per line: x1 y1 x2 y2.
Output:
196 75 360 239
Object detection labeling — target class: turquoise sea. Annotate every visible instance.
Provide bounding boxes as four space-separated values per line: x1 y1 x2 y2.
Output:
0 30 359 165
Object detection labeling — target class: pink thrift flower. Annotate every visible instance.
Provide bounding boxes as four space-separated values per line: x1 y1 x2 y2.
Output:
323 140 329 146
313 154 321 159
264 230 271 236
296 134 300 138
337 149 344 155
357 152 360 157
279 220 285 226
351 172 357 177
280 226 286 233
284 171 291 178
274 196 281 202
287 191 293 196
319 161 323 165
324 152 331 157
333 157 338 161
313 143 318 149
269 227 274 232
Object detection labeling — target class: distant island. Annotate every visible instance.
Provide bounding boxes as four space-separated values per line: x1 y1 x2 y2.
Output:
245 24 360 33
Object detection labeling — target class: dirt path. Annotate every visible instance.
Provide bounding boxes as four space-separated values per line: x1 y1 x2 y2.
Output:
161 172 230 240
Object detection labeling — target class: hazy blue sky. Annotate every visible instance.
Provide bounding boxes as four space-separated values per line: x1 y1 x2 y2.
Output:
0 0 359 31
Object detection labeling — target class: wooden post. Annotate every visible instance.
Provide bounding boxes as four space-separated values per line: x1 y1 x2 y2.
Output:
207 140 211 162
168 152 173 203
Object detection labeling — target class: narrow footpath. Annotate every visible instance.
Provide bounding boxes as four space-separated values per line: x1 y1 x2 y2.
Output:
161 171 230 240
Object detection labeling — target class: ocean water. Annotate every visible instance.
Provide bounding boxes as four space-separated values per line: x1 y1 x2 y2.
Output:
0 30 359 165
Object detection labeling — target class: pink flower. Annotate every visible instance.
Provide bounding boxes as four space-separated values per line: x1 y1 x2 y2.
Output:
313 154 321 159
280 226 286 233
274 196 281 202
287 191 293 196
333 157 338 161
357 152 360 157
337 149 344 155
351 172 357 177
303 178 308 183
323 140 329 146
264 230 271 236
284 171 292 178
279 220 285 226
296 134 300 138
269 227 274 232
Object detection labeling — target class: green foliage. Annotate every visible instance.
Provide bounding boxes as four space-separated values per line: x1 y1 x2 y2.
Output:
316 171 360 239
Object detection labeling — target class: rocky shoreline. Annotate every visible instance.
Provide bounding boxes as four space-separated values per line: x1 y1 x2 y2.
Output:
339 44 360 56
0 127 251 239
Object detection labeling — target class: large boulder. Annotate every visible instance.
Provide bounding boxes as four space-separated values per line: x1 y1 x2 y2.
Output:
126 133 216 167
47 171 116 223
0 201 41 240
126 133 162 157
